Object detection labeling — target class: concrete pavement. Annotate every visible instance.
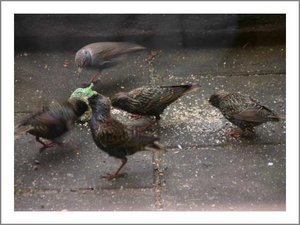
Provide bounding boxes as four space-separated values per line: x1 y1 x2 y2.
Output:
14 45 285 211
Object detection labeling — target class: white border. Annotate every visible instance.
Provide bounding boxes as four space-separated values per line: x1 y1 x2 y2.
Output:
1 1 299 224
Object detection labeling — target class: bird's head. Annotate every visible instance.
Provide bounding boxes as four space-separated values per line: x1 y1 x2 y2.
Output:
209 91 228 108
75 48 92 72
209 94 221 108
111 92 129 108
71 100 89 117
88 93 111 113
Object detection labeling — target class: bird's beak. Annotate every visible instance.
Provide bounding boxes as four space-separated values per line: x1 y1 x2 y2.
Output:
78 67 83 73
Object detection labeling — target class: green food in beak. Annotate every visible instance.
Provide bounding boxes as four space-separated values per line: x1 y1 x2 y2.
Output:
69 83 98 122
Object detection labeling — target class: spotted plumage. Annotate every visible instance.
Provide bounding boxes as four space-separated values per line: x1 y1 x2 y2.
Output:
209 91 284 135
111 83 200 120
15 100 88 151
88 93 165 180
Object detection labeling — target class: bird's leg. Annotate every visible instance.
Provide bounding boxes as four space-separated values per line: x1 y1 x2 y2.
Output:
137 117 160 132
129 114 145 119
83 73 101 87
225 127 255 137
102 158 128 181
36 137 56 153
224 129 242 137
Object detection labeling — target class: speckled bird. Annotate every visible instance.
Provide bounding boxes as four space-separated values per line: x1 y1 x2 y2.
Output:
75 42 146 85
111 83 200 121
15 100 88 152
88 93 165 181
209 91 284 136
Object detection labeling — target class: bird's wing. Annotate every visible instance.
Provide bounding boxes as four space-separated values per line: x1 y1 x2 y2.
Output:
89 42 145 61
121 128 161 155
97 118 130 147
229 109 268 123
158 86 186 105
128 87 161 113
229 104 279 123
35 113 65 126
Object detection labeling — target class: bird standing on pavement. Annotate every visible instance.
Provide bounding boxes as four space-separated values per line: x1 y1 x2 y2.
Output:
111 83 200 130
88 93 165 181
15 100 88 152
111 83 200 120
209 91 284 136
75 42 146 85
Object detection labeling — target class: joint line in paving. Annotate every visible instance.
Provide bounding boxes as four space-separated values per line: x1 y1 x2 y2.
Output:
152 151 166 210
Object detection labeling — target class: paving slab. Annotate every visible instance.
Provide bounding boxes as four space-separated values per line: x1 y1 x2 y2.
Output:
15 188 155 211
151 46 285 81
160 145 285 211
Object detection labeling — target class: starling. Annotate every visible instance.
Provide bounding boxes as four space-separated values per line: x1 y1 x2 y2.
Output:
15 100 88 152
88 93 165 181
75 42 146 85
209 91 284 136
111 83 200 130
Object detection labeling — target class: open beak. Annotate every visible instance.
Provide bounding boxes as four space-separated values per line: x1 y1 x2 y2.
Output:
78 67 83 73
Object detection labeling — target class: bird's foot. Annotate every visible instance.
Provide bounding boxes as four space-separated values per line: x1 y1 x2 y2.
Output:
225 129 242 137
82 74 101 87
39 142 56 153
102 173 126 181
39 140 75 153
129 114 144 120
148 50 158 61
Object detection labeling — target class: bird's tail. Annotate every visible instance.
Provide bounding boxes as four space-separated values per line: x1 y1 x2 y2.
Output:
161 83 200 94
119 42 146 54
269 114 286 121
184 83 201 94
14 124 32 140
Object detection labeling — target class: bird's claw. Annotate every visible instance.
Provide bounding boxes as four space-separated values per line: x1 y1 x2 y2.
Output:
102 173 126 181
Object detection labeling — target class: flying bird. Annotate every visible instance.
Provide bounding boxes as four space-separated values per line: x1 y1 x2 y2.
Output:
75 42 146 85
15 100 88 152
88 93 165 181
111 83 200 130
209 91 285 136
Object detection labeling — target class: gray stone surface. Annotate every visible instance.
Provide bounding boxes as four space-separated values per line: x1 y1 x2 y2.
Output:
161 145 285 211
15 188 156 211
